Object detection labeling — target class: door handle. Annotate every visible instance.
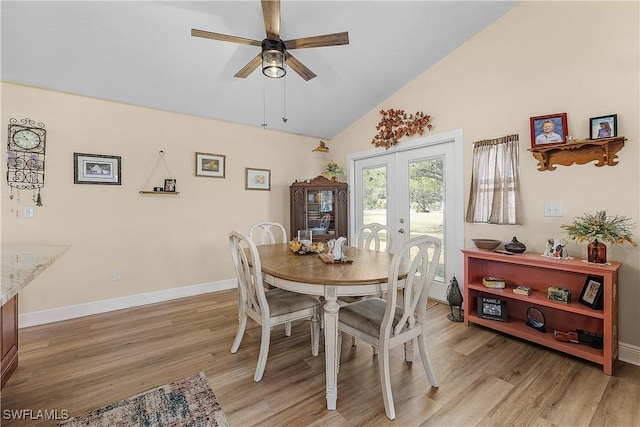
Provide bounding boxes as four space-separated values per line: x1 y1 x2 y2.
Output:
398 228 405 234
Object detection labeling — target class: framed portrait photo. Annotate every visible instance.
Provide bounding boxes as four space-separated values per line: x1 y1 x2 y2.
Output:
578 275 604 309
195 152 225 178
74 153 121 185
590 114 617 140
246 167 271 191
164 178 176 192
530 113 568 149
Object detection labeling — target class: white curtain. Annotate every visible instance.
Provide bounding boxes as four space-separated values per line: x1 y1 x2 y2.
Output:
466 134 521 225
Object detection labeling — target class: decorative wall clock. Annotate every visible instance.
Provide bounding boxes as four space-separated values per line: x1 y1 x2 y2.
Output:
6 117 46 207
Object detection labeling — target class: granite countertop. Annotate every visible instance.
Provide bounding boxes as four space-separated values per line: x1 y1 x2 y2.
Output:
1 245 70 306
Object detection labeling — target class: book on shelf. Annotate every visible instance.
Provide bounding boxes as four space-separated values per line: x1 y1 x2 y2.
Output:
513 285 532 296
482 276 506 288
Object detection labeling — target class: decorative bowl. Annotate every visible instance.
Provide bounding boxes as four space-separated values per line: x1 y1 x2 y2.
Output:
472 239 501 251
289 240 324 255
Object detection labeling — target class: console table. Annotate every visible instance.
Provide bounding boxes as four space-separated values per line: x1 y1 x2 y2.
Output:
1 245 69 388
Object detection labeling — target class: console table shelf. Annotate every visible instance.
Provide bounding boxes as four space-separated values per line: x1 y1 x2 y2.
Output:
528 136 625 171
462 249 620 374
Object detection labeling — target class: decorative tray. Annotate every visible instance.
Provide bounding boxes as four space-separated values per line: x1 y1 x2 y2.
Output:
318 253 353 264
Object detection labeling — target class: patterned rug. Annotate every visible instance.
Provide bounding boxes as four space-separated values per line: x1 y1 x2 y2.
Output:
60 372 230 427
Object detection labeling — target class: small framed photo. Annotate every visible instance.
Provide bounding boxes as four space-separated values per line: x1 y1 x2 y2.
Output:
246 167 271 191
530 113 568 148
590 114 617 140
195 152 225 178
578 275 604 309
477 296 508 322
164 178 176 192
74 153 121 185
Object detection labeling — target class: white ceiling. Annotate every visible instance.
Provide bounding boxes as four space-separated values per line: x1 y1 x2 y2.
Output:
1 1 518 139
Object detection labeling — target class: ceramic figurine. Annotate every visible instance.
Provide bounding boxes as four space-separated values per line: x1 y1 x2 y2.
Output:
331 237 347 261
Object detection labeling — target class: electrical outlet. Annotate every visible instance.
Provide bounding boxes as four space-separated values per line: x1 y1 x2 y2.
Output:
112 270 121 281
544 201 563 217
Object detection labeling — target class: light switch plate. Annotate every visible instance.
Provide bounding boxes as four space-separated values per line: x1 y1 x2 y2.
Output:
23 206 35 218
544 202 563 217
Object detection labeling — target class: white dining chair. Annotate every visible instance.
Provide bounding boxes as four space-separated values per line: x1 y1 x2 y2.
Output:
249 221 288 245
229 231 320 382
354 222 394 253
337 235 442 420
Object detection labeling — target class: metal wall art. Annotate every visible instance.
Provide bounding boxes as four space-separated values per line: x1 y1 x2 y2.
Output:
7 117 46 207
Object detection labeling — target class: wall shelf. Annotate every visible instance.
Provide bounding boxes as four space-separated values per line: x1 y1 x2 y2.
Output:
139 191 179 195
528 136 625 171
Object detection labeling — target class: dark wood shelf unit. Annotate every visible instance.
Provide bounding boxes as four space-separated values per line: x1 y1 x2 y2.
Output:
528 136 625 171
290 176 348 243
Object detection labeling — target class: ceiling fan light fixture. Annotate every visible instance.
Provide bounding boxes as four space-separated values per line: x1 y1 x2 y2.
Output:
262 39 286 78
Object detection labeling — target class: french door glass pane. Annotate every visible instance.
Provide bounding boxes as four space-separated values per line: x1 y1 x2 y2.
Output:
362 165 390 252
408 157 445 280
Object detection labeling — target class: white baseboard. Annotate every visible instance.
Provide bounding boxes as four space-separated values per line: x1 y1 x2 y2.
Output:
619 342 640 366
19 279 237 328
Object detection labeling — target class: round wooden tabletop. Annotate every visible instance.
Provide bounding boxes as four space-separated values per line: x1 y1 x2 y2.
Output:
256 243 406 286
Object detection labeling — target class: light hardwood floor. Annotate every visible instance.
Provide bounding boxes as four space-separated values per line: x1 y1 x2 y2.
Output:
2 289 639 426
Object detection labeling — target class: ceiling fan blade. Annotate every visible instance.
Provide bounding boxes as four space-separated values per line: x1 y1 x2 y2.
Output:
191 29 261 47
286 53 316 81
284 32 349 49
261 0 280 40
234 53 263 78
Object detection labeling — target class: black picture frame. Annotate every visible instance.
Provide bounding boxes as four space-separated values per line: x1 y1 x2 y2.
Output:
477 296 508 322
74 153 121 185
164 178 176 192
578 275 604 309
589 114 617 140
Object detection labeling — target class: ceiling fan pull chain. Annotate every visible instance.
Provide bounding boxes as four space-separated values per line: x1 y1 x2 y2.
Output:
282 78 288 124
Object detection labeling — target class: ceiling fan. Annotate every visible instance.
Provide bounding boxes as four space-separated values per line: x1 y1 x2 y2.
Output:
191 0 349 81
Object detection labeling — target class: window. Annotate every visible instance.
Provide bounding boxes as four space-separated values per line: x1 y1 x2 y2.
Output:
466 134 521 225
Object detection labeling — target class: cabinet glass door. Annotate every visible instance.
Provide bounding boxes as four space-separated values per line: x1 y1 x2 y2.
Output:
305 190 335 239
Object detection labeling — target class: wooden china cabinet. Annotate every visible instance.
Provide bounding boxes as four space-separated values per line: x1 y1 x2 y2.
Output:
290 176 348 243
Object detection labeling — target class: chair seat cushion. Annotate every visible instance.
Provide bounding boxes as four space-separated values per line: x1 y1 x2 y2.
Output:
265 288 320 316
339 298 404 337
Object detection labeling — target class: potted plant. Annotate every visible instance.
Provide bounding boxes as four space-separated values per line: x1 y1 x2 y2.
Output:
560 210 637 263
323 160 345 181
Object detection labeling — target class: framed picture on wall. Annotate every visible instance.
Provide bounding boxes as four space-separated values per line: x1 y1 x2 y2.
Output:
73 153 121 185
245 168 271 191
589 114 617 140
530 113 568 148
195 152 225 178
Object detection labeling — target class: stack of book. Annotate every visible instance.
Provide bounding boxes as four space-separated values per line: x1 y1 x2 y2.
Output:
482 276 506 289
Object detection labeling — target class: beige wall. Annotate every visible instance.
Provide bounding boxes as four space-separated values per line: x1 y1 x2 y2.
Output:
331 1 640 346
2 1 639 349
1 84 330 311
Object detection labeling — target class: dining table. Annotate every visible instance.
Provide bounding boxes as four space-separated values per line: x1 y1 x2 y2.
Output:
255 243 409 411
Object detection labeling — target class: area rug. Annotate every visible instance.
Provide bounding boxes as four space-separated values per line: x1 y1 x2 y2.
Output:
60 372 230 427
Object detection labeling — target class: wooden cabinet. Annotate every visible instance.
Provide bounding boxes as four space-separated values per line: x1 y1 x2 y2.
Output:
1 295 19 389
462 249 620 374
290 176 348 243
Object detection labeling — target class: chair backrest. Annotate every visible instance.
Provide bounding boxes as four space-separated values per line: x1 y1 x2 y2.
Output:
354 223 394 253
229 231 270 320
382 235 441 338
249 222 288 244
319 214 331 231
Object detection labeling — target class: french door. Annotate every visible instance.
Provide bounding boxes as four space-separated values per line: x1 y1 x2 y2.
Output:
348 130 464 301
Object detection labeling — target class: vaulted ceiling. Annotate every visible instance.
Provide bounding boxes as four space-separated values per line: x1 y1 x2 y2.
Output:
1 1 518 139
